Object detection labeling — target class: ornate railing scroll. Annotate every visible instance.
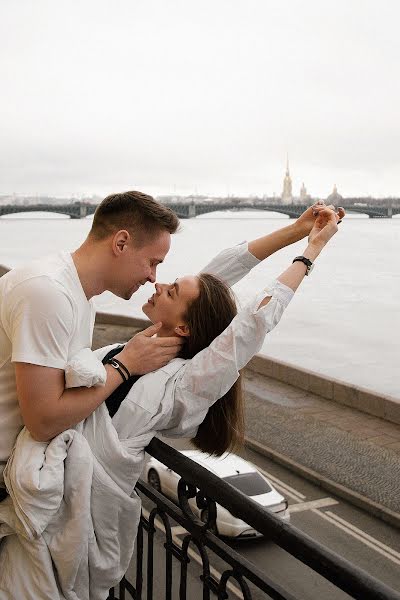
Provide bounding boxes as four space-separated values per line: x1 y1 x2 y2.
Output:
109 438 400 600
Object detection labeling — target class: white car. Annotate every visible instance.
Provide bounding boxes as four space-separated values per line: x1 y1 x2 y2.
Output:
143 450 290 539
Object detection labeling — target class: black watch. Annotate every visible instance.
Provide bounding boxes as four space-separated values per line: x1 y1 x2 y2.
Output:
292 256 314 276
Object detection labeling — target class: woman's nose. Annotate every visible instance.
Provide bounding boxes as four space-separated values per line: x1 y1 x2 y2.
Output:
155 283 162 295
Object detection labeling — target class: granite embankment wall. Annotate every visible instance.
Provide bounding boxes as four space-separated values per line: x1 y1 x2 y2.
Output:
1 262 397 425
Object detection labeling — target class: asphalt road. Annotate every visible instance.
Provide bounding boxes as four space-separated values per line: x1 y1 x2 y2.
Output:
121 437 400 600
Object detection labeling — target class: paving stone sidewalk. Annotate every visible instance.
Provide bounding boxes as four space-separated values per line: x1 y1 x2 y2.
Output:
92 321 400 516
243 371 400 514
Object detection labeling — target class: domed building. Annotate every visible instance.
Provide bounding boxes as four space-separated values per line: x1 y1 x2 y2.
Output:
327 184 343 205
300 182 311 202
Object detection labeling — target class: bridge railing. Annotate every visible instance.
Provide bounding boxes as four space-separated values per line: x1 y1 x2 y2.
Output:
1 201 399 219
109 438 400 600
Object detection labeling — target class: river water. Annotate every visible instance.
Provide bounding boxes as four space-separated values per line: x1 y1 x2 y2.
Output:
0 211 398 399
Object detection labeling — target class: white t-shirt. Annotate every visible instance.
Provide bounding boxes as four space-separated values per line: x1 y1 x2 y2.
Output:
0 251 95 485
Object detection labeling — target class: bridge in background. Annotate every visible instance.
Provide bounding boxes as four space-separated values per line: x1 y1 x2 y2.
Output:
0 203 98 219
168 201 399 219
0 200 399 219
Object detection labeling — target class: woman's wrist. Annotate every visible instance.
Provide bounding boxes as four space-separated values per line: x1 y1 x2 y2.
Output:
290 221 309 241
302 241 325 262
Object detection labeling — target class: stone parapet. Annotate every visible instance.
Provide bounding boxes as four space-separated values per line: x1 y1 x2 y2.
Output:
247 355 400 425
95 311 149 329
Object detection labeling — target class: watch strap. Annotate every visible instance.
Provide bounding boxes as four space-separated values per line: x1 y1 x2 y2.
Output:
292 255 313 275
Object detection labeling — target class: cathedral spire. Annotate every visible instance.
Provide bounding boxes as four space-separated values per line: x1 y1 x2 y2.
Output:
281 155 293 205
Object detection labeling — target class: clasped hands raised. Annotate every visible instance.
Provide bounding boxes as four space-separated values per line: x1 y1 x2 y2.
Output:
294 200 345 239
308 200 345 247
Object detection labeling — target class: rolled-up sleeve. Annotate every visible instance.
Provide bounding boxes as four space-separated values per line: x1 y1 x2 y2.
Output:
162 279 294 437
200 241 260 287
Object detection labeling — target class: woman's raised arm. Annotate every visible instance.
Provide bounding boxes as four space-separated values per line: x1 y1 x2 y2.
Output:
200 203 344 288
178 207 342 403
162 208 342 439
259 206 341 306
247 202 345 260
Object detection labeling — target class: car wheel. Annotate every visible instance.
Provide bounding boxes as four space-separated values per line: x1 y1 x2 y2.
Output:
148 468 162 492
200 508 218 535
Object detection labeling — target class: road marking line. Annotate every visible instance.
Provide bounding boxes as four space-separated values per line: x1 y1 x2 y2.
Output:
257 467 305 501
312 509 400 566
142 507 242 597
288 498 339 514
324 511 400 561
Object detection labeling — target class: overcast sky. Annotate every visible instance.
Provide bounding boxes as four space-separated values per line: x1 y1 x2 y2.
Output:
1 0 399 198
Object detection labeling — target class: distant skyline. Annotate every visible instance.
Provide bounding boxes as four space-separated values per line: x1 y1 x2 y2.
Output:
1 1 399 198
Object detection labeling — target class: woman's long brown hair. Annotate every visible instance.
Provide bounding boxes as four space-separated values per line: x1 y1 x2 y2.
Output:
179 273 244 456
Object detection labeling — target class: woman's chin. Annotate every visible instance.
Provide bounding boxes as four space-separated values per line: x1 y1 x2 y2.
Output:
142 302 156 322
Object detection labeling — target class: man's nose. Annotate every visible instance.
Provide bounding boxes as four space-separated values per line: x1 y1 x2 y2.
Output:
147 267 156 284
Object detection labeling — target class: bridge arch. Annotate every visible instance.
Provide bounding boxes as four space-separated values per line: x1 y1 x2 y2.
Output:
0 203 96 219
0 208 73 219
194 206 291 218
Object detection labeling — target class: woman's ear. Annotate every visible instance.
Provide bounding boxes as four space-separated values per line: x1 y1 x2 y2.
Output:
174 324 190 337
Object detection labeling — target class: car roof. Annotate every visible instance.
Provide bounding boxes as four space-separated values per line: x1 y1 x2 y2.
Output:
180 450 257 478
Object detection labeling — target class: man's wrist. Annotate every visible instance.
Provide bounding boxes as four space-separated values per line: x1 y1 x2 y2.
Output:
114 351 137 376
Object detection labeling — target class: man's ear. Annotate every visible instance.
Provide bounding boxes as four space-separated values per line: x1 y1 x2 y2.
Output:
174 324 190 337
113 230 130 256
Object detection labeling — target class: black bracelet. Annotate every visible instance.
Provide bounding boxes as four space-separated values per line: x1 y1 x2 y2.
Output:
112 358 130 380
107 358 128 383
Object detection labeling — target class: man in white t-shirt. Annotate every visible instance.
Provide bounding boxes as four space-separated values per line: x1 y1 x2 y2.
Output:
0 191 183 490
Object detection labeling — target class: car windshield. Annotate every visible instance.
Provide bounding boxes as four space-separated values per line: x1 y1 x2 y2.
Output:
223 472 272 496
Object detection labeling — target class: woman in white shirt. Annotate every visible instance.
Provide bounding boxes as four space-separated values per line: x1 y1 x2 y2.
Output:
101 204 343 457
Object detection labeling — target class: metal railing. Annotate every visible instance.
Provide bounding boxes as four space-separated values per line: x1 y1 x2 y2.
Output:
109 438 400 600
